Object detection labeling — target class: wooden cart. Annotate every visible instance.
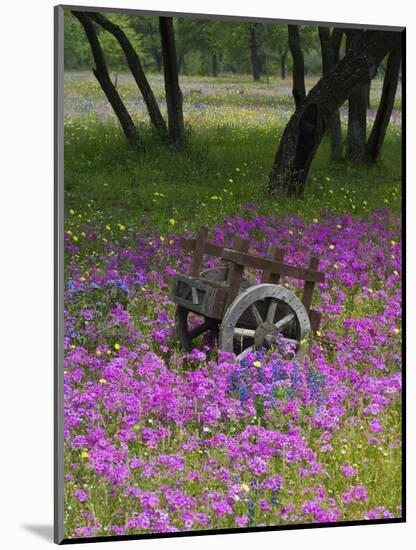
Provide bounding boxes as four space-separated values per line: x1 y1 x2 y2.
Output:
171 227 325 360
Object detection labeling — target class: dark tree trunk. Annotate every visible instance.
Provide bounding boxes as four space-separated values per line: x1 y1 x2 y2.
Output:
72 12 140 149
346 31 369 161
366 47 401 162
280 50 288 79
249 26 261 81
268 30 399 197
288 25 306 107
159 17 185 145
212 52 219 77
319 26 343 160
331 28 344 64
88 12 167 139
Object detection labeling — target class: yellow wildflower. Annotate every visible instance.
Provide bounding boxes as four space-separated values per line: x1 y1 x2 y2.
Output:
241 483 250 492
99 379 107 384
253 361 262 368
169 218 176 226
81 451 89 459
329 244 335 250
114 343 121 351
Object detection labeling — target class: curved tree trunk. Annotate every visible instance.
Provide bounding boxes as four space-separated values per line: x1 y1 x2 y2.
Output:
268 31 399 197
346 31 369 161
159 17 185 145
319 26 343 160
88 12 167 139
331 28 344 64
366 47 402 162
72 12 140 149
249 26 261 81
288 25 306 107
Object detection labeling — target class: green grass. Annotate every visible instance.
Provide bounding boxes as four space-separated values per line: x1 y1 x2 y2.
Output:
64 73 401 231
64 124 401 236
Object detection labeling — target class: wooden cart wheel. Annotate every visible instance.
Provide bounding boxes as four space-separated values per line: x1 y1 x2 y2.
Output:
219 283 311 360
175 306 220 351
199 266 228 282
174 268 251 352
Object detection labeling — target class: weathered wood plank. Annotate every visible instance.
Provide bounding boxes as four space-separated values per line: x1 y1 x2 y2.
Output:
221 248 325 283
261 245 285 283
226 236 250 307
180 236 225 259
309 309 322 332
301 256 320 311
189 227 209 276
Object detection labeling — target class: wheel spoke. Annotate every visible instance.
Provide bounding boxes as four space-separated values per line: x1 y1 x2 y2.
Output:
236 345 255 361
234 327 255 338
249 304 263 326
266 299 278 323
274 312 295 332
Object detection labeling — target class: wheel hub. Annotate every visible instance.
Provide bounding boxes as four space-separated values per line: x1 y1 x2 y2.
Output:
254 321 278 349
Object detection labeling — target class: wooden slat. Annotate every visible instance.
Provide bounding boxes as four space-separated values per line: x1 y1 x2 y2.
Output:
309 309 322 332
226 236 250 307
180 236 224 259
189 227 209 276
221 248 325 283
301 256 320 312
261 245 285 283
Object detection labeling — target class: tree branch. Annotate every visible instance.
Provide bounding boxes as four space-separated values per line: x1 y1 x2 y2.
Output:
87 12 168 139
72 11 140 150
